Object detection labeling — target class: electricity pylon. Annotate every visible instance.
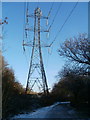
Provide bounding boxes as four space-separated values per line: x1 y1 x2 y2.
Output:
23 7 50 94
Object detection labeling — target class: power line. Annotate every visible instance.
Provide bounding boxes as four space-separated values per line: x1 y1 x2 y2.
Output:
45 1 61 68
49 1 79 47
47 1 55 18
48 1 63 31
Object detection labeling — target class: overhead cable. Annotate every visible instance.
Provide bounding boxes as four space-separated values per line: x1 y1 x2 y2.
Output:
47 1 55 18
48 1 63 31
49 1 79 47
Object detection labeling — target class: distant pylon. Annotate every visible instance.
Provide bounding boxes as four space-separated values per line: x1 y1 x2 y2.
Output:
23 7 50 94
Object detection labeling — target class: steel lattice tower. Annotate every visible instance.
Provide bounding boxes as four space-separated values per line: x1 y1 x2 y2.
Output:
23 7 49 94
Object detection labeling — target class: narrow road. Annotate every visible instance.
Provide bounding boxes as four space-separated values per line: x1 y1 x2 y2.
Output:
11 102 89 119
45 103 79 118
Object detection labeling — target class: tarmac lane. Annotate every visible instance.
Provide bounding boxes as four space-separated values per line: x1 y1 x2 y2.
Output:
11 102 89 119
45 104 79 118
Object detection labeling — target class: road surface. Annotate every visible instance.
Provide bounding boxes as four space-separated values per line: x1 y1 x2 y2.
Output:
11 102 89 119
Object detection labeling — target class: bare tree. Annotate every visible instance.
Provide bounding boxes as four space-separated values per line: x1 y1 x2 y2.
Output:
58 34 90 65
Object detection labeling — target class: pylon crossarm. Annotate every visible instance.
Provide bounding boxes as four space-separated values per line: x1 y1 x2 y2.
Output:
27 14 48 20
23 43 51 48
25 28 49 32
23 43 33 47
